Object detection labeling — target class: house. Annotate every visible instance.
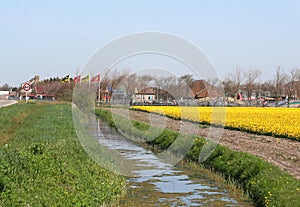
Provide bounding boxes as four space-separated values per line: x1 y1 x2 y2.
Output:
190 80 221 99
0 91 10 100
133 87 156 103
0 91 18 100
20 81 55 100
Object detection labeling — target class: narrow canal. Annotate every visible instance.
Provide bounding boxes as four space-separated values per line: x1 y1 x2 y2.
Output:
96 119 253 206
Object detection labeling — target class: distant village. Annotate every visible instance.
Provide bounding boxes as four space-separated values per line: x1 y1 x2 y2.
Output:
1 67 300 107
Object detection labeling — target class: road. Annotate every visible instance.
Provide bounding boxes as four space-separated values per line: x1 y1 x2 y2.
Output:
0 100 17 108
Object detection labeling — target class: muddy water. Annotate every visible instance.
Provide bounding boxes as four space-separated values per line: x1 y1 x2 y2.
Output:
96 119 253 207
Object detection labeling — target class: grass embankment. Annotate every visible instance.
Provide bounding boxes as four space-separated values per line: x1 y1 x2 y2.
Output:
0 103 125 206
95 108 300 207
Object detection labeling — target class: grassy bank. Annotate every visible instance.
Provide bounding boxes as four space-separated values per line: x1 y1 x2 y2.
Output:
0 102 125 206
95 108 300 207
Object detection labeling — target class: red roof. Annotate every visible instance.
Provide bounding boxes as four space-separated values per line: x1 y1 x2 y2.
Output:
190 80 220 98
35 85 46 94
137 87 156 94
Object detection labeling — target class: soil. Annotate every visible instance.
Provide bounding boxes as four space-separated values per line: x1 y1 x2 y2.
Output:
107 107 300 180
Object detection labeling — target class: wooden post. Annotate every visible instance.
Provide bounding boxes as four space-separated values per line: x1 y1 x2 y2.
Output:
98 81 100 107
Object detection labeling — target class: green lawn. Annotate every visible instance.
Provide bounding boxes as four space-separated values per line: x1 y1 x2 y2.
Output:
0 102 125 206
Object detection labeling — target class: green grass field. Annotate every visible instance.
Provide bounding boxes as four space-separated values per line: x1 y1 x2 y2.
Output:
0 102 125 206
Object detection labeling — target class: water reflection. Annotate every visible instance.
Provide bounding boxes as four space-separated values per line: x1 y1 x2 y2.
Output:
96 119 252 206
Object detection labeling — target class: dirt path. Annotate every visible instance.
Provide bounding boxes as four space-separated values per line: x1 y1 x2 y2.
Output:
107 108 300 180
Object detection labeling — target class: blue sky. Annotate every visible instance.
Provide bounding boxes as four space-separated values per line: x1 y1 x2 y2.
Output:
1 0 300 86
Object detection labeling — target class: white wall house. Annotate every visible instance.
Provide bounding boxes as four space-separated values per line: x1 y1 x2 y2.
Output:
0 91 10 100
133 87 156 103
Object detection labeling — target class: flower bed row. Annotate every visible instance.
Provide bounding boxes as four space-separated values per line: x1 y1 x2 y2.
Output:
131 106 300 141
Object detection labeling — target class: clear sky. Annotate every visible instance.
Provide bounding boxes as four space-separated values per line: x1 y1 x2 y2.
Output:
1 0 300 86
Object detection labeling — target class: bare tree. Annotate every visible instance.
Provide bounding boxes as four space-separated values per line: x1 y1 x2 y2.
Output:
274 66 287 106
158 76 180 100
123 73 138 98
99 68 132 102
260 80 275 96
0 83 11 91
137 74 154 89
151 76 176 102
153 76 164 101
254 82 262 103
207 78 221 95
285 68 300 108
206 78 223 105
243 68 262 100
179 74 194 105
232 66 244 96
100 70 111 91
222 77 235 97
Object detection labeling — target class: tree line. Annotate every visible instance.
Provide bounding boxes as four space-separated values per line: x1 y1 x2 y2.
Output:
223 67 299 97
0 84 18 91
100 66 300 101
222 67 300 107
1 66 299 104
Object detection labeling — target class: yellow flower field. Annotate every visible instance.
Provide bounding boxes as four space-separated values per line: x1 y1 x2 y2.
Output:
131 106 300 140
